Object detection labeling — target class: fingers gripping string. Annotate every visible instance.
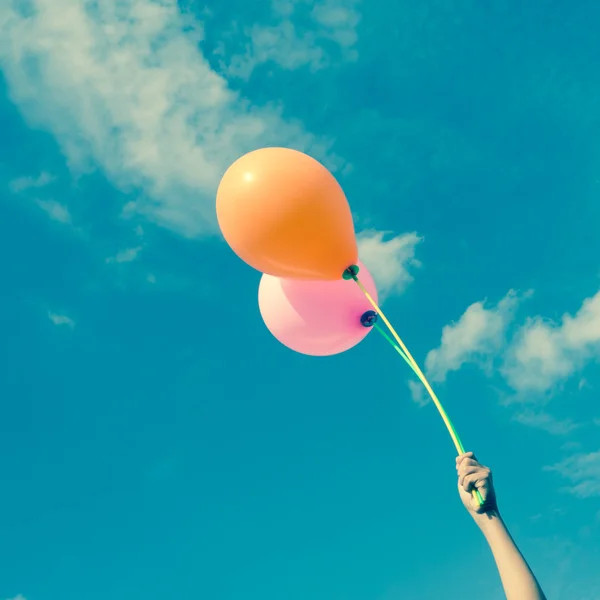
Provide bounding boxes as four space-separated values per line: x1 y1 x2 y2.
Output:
350 267 484 507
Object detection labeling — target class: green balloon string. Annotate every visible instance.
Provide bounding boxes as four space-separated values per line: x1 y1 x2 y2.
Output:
373 322 416 375
353 268 483 507
370 321 484 506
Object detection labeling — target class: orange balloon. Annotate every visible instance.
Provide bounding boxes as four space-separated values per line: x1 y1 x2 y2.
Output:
216 147 358 280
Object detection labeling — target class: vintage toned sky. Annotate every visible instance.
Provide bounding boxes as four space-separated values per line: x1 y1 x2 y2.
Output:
1 1 599 599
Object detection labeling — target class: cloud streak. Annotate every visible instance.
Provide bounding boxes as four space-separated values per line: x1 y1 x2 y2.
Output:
37 199 72 224
219 0 360 79
511 410 579 436
407 379 428 407
106 246 143 264
0 0 338 237
502 290 600 395
416 287 600 433
358 230 422 299
424 290 522 383
48 312 75 328
9 171 55 193
545 451 600 498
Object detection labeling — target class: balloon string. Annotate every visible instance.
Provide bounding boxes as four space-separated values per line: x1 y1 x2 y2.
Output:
372 323 466 457
372 323 418 375
353 274 484 507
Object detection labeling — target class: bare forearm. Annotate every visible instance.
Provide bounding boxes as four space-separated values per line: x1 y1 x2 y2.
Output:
476 512 546 600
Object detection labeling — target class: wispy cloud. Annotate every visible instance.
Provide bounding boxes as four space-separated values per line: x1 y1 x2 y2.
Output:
218 0 360 79
8 171 69 224
560 441 583 451
529 504 568 523
407 379 428 407
9 171 55 193
545 451 600 498
418 288 600 432
502 290 600 395
511 410 579 436
357 230 422 299
424 290 523 383
48 312 75 328
37 199 72 224
0 0 338 237
5 595 26 600
106 246 143 264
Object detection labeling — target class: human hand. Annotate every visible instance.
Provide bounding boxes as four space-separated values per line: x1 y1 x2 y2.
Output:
456 452 498 518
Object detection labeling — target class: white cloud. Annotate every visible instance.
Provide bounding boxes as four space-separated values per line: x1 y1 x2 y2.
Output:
578 377 590 391
407 379 429 407
9 171 55 192
418 289 600 432
48 312 75 328
511 410 579 436
220 0 360 79
0 0 338 237
8 171 70 224
106 246 143 264
502 290 600 394
5 595 26 600
560 441 582 452
545 451 600 498
424 290 522 383
37 199 72 224
357 230 422 298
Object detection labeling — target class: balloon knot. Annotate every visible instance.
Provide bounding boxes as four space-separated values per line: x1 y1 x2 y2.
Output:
360 310 378 327
343 265 360 280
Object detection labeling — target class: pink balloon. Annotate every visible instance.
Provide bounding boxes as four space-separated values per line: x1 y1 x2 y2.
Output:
258 260 379 356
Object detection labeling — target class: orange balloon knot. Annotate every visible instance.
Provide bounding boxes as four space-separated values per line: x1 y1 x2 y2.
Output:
342 265 360 280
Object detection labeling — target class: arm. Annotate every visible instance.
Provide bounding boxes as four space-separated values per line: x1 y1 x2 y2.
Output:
456 452 546 600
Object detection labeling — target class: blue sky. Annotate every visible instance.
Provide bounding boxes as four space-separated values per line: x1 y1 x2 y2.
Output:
1 1 599 599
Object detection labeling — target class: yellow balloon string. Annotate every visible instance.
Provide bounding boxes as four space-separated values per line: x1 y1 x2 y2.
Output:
351 273 484 507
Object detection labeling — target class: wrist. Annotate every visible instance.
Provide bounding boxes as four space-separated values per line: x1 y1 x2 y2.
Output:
472 509 503 534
